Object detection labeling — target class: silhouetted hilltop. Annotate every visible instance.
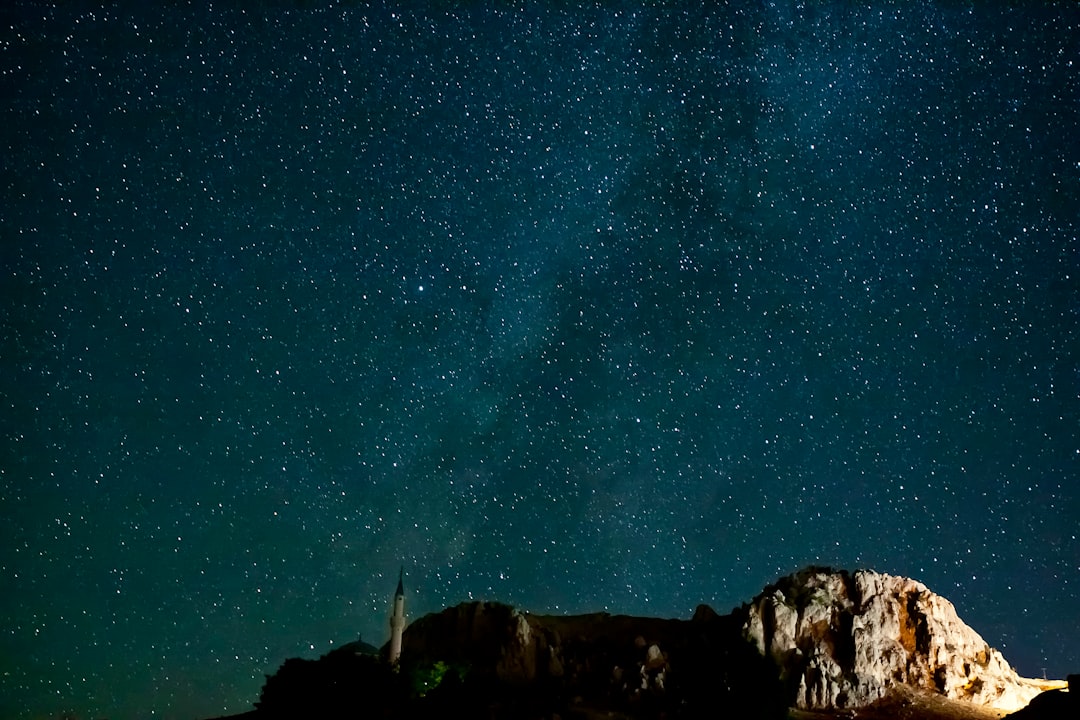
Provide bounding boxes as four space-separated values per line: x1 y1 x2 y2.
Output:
393 599 785 718
250 599 784 719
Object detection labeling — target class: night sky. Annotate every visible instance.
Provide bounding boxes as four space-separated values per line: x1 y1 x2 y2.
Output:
2 2 1078 718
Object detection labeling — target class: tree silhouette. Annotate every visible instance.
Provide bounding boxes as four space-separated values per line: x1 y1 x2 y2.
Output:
256 651 405 719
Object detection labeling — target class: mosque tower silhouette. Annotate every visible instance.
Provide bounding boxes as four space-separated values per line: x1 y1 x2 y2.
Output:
388 567 405 664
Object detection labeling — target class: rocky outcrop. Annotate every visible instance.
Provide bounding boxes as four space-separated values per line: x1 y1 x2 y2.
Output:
739 567 1046 712
396 600 787 718
397 601 565 684
397 600 701 692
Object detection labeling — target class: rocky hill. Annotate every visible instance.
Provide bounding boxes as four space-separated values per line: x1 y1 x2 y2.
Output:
739 567 1050 712
242 567 1064 720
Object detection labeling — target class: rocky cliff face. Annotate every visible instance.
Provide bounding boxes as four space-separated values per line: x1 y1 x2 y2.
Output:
398 601 565 684
396 600 787 718
398 600 699 690
739 567 1045 712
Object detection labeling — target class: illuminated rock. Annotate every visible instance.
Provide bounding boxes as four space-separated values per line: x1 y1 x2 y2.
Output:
741 567 1047 712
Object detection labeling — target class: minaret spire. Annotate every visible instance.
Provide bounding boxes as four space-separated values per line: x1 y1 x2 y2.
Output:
388 566 405 665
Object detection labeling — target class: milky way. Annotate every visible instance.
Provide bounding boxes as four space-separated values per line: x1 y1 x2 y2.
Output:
2 3 1078 719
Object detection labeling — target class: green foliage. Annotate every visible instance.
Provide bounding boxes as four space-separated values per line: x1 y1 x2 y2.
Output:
405 659 469 698
411 660 447 696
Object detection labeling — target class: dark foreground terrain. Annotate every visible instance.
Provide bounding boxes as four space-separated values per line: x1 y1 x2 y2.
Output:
207 666 1071 720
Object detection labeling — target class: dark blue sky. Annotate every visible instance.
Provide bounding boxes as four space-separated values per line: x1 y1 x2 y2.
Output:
2 3 1078 719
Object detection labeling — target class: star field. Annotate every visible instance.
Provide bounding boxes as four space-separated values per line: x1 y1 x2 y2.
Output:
2 3 1078 719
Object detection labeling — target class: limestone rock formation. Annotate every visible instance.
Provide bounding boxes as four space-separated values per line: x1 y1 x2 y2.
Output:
739 567 1046 712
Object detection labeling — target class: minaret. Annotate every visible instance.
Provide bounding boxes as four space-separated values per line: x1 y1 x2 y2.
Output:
388 567 405 665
